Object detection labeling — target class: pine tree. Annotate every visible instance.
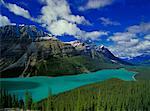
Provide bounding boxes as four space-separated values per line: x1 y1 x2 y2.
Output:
19 99 24 109
25 91 32 110
46 88 53 111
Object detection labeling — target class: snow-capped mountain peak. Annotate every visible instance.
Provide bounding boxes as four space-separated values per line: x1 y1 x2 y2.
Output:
65 40 83 47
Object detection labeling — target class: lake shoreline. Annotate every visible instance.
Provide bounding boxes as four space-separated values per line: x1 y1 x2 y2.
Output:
132 74 137 81
0 68 136 102
128 70 138 81
0 67 121 78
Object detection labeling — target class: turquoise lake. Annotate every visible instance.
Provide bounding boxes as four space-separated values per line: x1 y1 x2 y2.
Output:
0 68 136 102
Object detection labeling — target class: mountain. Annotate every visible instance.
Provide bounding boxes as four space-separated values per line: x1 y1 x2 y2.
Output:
0 25 131 78
95 45 131 65
0 24 47 40
123 54 150 65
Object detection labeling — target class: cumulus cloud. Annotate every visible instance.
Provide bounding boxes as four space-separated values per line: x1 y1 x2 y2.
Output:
0 15 11 26
1 0 107 40
38 0 106 40
108 22 150 58
39 0 89 25
100 17 120 26
49 20 81 36
79 0 113 11
48 19 107 40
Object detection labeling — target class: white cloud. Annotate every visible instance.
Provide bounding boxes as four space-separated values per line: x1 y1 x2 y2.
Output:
7 4 31 19
108 32 136 42
108 22 150 58
79 0 113 11
135 40 150 53
48 20 107 40
2 1 33 20
127 22 150 34
49 20 81 36
38 0 106 40
109 40 150 58
117 39 139 47
144 34 150 40
1 0 107 41
39 0 89 25
83 31 108 40
0 15 11 26
100 17 120 26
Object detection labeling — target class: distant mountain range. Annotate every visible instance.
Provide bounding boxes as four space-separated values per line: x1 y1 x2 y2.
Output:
0 25 131 78
122 54 150 65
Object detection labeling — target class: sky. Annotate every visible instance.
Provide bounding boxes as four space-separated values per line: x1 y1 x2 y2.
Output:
0 0 150 58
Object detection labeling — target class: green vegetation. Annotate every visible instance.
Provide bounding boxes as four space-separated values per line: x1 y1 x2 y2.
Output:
125 66 150 80
0 90 38 110
38 79 150 111
25 91 33 110
36 55 120 76
1 79 150 111
1 55 121 78
0 90 22 109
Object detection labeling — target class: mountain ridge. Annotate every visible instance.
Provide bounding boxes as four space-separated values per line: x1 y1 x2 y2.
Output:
122 54 150 65
0 25 131 78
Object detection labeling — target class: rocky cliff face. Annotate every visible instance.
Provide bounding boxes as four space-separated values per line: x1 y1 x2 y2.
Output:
0 39 77 77
0 25 130 78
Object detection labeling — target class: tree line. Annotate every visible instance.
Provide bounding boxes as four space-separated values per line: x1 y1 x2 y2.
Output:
1 79 150 111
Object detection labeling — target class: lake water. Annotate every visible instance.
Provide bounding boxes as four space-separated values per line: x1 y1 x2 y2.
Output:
0 68 136 102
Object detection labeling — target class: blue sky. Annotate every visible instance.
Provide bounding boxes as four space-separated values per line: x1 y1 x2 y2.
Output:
0 0 150 58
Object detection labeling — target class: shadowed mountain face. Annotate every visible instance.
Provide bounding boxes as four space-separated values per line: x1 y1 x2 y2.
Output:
0 25 131 78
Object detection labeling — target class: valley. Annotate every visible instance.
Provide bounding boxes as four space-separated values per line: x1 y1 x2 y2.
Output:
0 25 150 111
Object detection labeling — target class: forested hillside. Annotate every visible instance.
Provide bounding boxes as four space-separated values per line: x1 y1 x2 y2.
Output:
1 79 150 111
